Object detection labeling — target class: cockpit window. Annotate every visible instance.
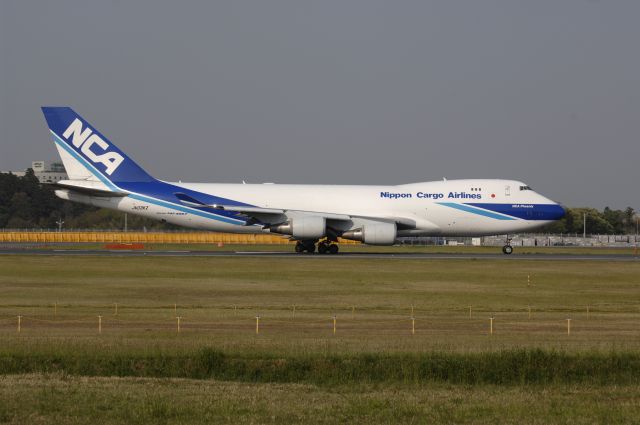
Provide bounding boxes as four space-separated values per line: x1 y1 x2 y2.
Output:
519 186 532 191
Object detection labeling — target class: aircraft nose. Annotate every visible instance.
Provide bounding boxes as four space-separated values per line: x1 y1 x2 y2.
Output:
534 203 565 220
552 204 566 220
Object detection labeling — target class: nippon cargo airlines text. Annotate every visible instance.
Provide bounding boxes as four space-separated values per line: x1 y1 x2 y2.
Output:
380 191 482 200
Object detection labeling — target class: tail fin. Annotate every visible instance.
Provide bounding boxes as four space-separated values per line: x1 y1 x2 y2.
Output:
41 107 155 184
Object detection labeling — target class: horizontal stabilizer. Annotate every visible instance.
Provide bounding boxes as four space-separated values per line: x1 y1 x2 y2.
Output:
54 180 128 197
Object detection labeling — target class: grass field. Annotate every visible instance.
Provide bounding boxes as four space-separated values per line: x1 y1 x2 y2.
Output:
1 254 639 423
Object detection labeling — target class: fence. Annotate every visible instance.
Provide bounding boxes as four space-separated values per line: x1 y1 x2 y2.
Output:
0 230 637 247
0 231 359 245
401 233 639 248
1 303 638 339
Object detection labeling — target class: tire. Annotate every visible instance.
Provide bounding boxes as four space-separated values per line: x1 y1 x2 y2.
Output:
294 243 304 253
303 241 316 253
328 244 339 255
318 243 328 254
502 245 513 255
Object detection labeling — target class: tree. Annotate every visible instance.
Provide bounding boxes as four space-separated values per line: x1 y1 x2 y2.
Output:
0 172 175 230
603 207 625 234
624 207 636 234
9 192 32 224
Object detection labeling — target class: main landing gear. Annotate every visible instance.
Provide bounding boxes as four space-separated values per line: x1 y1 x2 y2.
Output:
317 240 339 255
294 240 316 253
295 240 339 255
502 236 513 255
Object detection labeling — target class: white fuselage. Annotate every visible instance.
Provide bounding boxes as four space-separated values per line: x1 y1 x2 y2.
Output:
58 178 562 237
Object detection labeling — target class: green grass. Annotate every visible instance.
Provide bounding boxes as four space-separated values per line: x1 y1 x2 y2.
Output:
2 348 640 386
1 255 640 423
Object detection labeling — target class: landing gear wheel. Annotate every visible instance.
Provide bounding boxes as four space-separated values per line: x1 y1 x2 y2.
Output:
328 244 339 255
303 241 316 253
502 245 513 255
294 242 304 253
317 243 328 254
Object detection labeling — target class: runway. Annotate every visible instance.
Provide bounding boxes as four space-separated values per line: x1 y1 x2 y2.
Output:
0 248 637 261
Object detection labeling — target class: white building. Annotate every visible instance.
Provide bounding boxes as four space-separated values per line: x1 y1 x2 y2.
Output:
1 161 68 183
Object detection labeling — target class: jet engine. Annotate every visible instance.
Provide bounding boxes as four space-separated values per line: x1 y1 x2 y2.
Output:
342 222 397 245
270 216 326 239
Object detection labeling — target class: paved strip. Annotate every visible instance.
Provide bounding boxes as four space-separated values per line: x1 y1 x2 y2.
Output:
0 249 637 261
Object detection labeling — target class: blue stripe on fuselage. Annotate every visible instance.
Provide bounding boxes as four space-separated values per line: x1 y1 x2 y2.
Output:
438 202 515 220
118 181 251 224
465 203 565 221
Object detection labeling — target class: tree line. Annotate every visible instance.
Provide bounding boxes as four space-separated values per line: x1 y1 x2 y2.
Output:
0 170 174 230
539 206 637 235
0 171 638 233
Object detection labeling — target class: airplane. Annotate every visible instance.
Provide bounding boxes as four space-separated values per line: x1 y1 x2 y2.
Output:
41 107 565 255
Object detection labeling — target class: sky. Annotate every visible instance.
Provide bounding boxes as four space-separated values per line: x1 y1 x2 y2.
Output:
1 0 638 210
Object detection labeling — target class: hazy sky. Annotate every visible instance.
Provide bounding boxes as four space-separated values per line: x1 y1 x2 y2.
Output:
1 1 638 209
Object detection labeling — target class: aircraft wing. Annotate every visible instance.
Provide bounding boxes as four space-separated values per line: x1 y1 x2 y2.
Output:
221 205 419 230
216 205 358 222
174 192 417 229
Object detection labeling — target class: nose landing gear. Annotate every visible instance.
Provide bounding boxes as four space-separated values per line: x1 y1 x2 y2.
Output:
502 237 513 255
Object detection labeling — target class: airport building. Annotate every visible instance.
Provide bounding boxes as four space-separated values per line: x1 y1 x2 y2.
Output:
0 160 68 183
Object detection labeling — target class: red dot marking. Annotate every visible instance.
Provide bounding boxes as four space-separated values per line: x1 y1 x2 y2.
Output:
491 194 496 198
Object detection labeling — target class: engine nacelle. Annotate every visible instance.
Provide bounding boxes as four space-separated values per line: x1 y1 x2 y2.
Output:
270 216 326 239
342 222 397 245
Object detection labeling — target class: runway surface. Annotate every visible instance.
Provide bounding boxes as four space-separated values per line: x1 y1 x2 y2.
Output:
0 248 637 261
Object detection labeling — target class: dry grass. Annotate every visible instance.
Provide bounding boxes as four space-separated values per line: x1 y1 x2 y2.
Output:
1 256 639 353
1 373 640 424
